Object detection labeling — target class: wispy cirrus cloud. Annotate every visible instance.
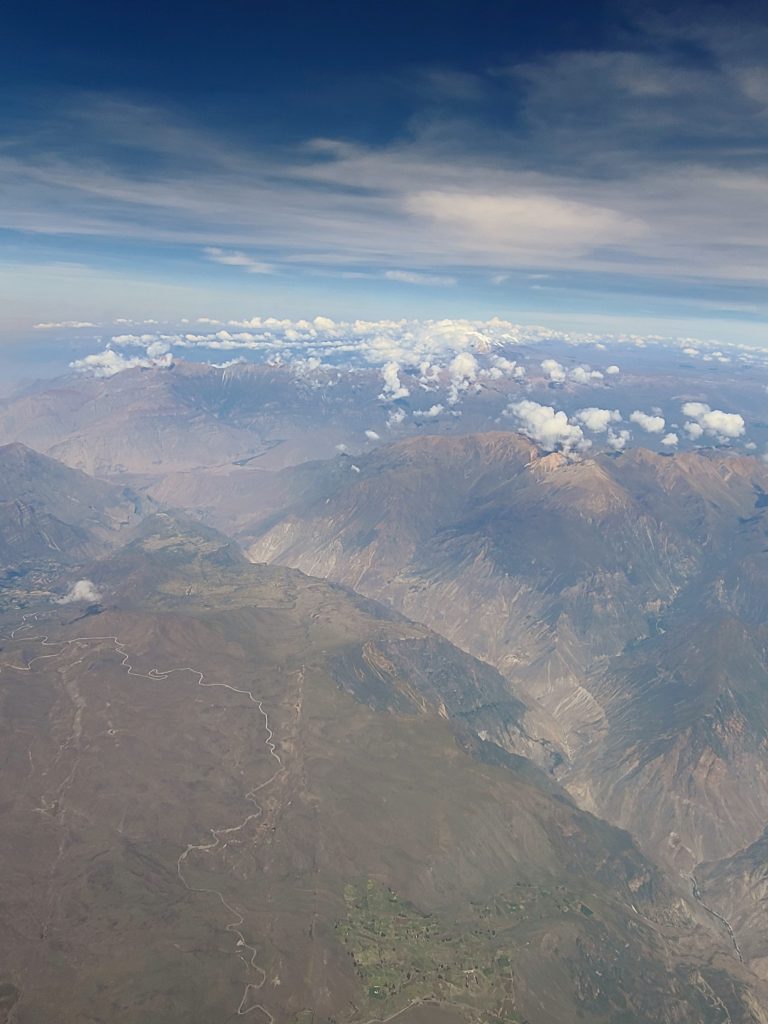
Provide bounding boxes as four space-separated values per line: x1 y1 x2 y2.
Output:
0 90 765 291
203 247 274 274
384 269 456 286
3 7 768 325
34 319 97 329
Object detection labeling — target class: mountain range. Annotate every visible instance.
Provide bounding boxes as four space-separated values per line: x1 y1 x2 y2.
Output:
240 434 768 877
3 362 768 1022
6 503 764 1022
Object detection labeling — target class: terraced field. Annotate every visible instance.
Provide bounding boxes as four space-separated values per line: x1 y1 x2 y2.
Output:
337 879 600 1023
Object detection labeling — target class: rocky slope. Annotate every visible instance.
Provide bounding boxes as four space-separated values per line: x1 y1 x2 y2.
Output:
1 514 765 1023
698 831 768 981
0 442 146 572
242 433 768 872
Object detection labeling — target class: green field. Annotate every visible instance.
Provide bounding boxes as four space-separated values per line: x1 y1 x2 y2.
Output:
337 880 532 1022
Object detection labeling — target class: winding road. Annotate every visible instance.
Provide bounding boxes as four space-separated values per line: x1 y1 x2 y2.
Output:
690 874 744 964
2 612 286 1022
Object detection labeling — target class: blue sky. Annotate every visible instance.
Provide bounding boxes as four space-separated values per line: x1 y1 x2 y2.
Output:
2 0 768 351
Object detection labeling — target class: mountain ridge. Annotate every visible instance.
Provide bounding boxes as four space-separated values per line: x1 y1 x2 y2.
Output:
241 432 768 875
4 509 764 1021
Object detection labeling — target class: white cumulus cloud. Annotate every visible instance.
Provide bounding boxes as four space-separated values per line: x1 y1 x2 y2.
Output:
491 355 525 380
569 365 603 384
55 579 103 604
69 348 173 377
684 421 704 440
449 351 478 381
606 428 631 451
413 404 444 419
446 351 479 405
541 358 566 383
146 340 171 358
629 410 666 433
574 407 621 432
505 399 586 453
681 402 745 441
386 407 406 428
378 361 410 400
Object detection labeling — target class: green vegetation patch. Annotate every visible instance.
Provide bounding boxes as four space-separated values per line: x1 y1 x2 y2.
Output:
337 880 520 1020
471 882 582 924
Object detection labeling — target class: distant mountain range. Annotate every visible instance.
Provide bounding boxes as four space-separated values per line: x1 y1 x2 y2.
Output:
0 362 387 477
